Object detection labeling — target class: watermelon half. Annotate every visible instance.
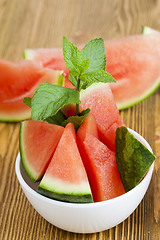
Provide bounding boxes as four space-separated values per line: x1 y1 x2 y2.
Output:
0 59 64 121
23 26 160 109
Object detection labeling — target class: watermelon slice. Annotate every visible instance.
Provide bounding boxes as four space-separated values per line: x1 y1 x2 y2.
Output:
79 82 125 151
0 59 64 122
23 48 71 88
37 122 93 203
83 133 125 202
23 27 160 109
105 28 160 109
76 114 99 172
19 120 64 182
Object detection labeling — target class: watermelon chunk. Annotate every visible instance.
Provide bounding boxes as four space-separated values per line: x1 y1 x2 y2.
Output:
0 59 64 122
37 123 93 203
76 114 99 172
24 27 160 109
19 120 64 182
83 133 125 202
80 82 124 151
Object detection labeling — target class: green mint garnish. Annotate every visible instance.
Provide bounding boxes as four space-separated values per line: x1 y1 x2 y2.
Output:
23 37 116 130
45 110 67 125
27 82 80 120
61 108 90 131
23 97 32 108
63 36 116 90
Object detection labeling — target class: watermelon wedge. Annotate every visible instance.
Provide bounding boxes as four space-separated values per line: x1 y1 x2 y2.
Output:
37 123 93 203
83 133 125 202
76 114 99 172
19 120 64 182
23 48 71 88
79 82 125 151
105 27 160 109
0 59 64 121
23 27 160 109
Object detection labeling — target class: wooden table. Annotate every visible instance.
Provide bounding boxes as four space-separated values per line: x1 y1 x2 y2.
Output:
0 0 160 239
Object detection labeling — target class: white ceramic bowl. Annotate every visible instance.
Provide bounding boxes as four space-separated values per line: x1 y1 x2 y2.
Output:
15 129 154 233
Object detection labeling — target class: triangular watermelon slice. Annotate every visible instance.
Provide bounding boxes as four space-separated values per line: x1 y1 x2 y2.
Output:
23 27 160 109
79 82 125 151
0 59 64 121
76 114 99 172
19 120 64 182
83 133 125 202
37 122 93 203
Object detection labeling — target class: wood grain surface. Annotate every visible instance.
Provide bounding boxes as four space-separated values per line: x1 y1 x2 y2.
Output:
0 0 160 239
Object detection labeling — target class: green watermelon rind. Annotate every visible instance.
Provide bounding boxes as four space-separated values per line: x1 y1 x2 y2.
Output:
117 77 160 110
0 111 31 123
23 49 35 61
141 26 160 35
37 186 94 203
115 126 156 192
37 176 94 203
19 122 38 182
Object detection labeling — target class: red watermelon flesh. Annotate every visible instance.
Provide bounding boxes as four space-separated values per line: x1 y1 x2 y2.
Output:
0 59 64 121
76 114 99 172
37 122 93 203
24 28 160 109
98 115 125 151
19 120 64 182
105 33 160 109
23 48 72 88
80 82 124 151
83 133 125 202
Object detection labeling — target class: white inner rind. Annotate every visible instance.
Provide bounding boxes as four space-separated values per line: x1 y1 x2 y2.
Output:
39 175 92 195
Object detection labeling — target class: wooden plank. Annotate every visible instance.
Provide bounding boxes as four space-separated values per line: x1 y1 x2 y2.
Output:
0 0 159 239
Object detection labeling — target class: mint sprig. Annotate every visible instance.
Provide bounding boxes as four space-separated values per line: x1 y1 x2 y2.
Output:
23 37 116 130
63 36 116 91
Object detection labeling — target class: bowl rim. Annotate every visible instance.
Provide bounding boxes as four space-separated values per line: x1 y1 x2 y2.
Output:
15 128 155 209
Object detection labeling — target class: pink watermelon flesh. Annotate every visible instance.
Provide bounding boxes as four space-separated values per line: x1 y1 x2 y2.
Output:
37 122 93 203
19 120 64 182
0 59 64 121
79 82 124 151
76 114 99 172
24 29 160 109
83 133 125 202
105 33 160 109
23 48 71 88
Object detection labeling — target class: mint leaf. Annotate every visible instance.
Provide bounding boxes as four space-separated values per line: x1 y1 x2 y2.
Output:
61 108 90 131
68 72 78 88
23 97 32 108
80 69 116 89
63 36 83 76
46 110 66 125
81 38 106 73
31 82 80 120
